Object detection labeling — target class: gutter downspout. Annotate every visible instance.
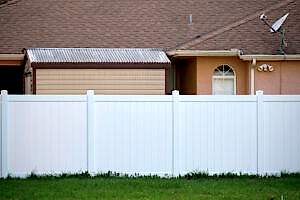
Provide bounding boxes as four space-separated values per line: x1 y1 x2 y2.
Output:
250 58 256 95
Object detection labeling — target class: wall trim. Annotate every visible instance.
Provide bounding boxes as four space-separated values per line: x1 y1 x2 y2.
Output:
0 54 24 60
171 50 240 57
239 54 300 61
171 50 300 61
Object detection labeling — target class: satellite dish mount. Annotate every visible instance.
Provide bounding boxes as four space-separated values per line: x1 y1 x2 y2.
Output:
260 13 289 54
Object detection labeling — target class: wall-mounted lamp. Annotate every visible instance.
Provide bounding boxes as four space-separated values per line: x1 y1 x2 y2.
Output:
268 65 274 72
257 64 274 72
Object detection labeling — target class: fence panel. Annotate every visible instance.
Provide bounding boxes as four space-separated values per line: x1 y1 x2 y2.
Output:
259 96 300 174
94 96 173 175
7 96 87 177
1 91 300 177
176 96 258 175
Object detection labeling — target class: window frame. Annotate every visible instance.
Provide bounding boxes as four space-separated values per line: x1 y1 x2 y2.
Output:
212 64 237 95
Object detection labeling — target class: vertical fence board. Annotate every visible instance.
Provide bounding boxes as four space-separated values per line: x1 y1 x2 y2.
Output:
172 91 180 176
0 94 2 177
1 91 8 178
87 90 95 174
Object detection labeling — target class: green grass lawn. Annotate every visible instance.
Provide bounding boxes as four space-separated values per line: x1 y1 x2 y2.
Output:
1 175 300 200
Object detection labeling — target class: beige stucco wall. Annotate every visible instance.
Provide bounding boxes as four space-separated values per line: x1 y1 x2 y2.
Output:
255 61 300 94
196 56 249 95
176 56 300 95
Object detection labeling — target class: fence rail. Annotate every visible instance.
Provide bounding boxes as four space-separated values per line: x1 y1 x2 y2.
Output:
1 90 300 178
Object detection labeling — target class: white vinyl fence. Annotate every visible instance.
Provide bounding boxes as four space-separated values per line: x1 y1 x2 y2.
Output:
1 90 300 178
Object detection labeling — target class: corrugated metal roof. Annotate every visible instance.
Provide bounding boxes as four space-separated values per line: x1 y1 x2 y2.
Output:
26 48 171 64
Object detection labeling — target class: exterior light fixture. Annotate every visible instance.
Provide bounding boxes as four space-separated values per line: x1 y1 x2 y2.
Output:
257 64 274 72
257 64 265 72
268 65 274 72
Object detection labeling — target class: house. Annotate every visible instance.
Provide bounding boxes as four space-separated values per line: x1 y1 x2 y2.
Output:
0 0 300 95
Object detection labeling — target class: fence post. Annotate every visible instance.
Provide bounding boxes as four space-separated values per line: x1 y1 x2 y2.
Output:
172 90 180 176
1 90 8 178
87 90 95 175
256 90 264 175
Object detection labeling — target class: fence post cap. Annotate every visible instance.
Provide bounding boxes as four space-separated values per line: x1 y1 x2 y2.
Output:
256 90 264 95
1 90 8 95
172 90 179 95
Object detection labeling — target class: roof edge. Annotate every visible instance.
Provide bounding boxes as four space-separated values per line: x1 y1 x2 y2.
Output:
171 49 241 57
170 50 300 61
25 47 165 51
0 54 24 60
240 54 300 61
30 62 170 69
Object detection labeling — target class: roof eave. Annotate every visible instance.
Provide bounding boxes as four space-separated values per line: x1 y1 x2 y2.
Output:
170 50 300 61
169 50 241 57
239 54 300 61
0 54 24 60
30 62 171 69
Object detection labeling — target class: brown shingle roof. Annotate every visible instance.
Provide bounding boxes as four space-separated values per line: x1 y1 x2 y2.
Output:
185 0 300 54
0 0 299 54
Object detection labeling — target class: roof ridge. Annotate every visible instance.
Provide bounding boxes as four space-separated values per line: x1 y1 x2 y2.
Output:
170 0 295 52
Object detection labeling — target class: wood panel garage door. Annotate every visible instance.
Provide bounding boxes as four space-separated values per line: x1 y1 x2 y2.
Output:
36 69 165 95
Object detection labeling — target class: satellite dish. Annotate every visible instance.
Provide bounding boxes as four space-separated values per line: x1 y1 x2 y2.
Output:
259 13 289 54
270 13 289 33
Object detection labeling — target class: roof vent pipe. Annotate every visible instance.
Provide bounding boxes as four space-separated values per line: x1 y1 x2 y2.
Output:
188 14 193 25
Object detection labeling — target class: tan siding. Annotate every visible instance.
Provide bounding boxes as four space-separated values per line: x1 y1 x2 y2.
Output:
36 69 164 76
36 75 164 80
36 90 164 95
37 79 164 85
37 84 165 90
36 69 165 95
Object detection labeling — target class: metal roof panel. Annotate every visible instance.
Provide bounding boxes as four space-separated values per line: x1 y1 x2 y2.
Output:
26 48 171 64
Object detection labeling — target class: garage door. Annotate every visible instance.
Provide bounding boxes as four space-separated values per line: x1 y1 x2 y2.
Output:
36 69 165 95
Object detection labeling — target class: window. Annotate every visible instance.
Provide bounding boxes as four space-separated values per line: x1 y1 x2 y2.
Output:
212 65 236 95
